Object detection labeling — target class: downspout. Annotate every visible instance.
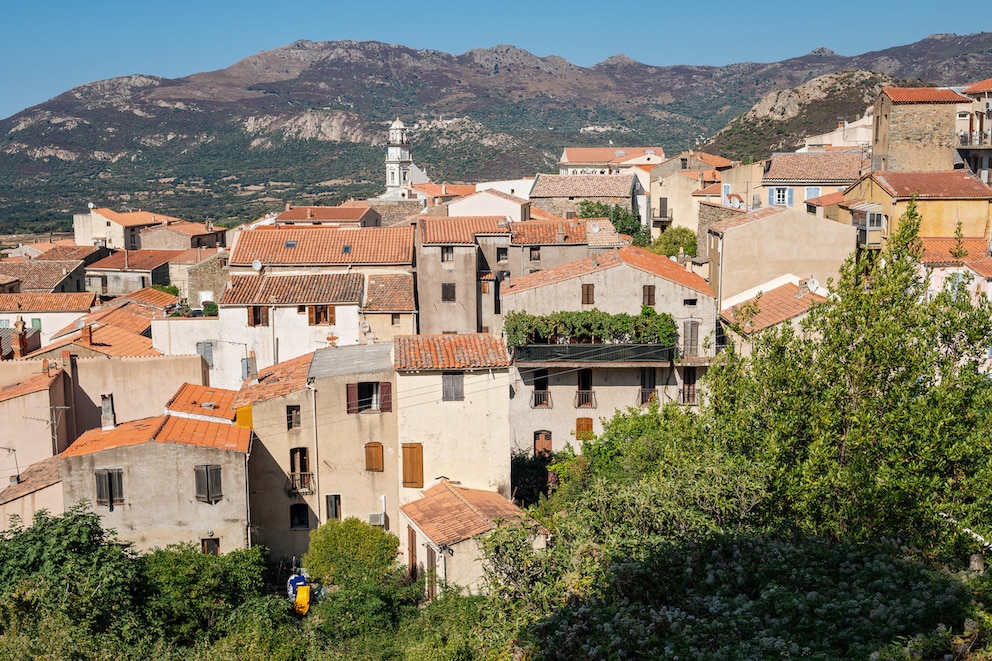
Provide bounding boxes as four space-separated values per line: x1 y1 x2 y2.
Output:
307 378 322 523
244 437 252 548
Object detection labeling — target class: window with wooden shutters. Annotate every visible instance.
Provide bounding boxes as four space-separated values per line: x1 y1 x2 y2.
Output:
365 442 384 472
307 305 335 326
402 443 423 488
95 468 124 509
194 464 223 504
643 285 656 306
442 372 464 401
196 341 214 368
247 306 268 327
682 320 700 357
441 282 456 302
576 418 594 441
530 246 541 261
348 382 390 413
534 430 552 456
441 246 454 262
581 283 595 305
290 448 312 493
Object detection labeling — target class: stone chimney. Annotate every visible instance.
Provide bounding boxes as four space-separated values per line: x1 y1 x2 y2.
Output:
10 316 26 359
100 393 116 430
556 223 565 244
80 324 94 345
797 278 810 297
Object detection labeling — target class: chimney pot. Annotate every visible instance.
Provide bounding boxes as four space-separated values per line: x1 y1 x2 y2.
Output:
81 325 93 345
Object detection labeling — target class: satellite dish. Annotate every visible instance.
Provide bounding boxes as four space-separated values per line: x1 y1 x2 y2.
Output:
807 277 820 293
87 202 95 209
590 223 600 233
251 259 262 272
76 319 85 329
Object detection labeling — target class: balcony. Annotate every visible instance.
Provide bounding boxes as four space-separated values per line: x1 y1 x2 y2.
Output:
288 472 314 495
513 344 677 364
530 390 553 409
958 130 992 148
679 390 698 407
574 390 597 409
856 226 885 249
638 388 658 405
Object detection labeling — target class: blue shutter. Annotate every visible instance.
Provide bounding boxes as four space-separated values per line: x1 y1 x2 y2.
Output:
786 188 794 206
768 189 775 206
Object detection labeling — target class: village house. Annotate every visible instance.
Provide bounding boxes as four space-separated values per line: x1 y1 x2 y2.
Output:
719 277 827 356
139 220 226 250
0 260 87 294
528 173 644 221
871 86 971 173
73 207 186 250
0 292 96 345
757 151 865 211
85 250 183 297
919 236 992 300
0 322 41 360
274 204 381 227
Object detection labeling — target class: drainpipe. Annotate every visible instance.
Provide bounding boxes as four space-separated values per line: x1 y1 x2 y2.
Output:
306 377 322 523
244 441 253 548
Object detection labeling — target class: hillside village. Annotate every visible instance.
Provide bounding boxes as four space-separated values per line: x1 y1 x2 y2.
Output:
2 77 992 598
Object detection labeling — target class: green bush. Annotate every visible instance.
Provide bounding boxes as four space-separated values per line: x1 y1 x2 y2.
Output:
302 517 399 587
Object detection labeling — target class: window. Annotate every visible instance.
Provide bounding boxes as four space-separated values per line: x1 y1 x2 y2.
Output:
0 320 8 328
769 187 793 206
196 341 214 368
581 284 595 305
868 211 886 229
326 495 342 521
201 538 220 555
290 447 312 492
576 418 594 441
576 369 594 408
530 246 541 261
391 313 401 326
247 306 268 327
95 468 124 509
680 158 688 169
30 318 41 330
534 430 552 456
284 240 298 249
681 366 698 406
286 405 301 430
307 305 335 326
441 283 456 302
290 504 310 530
442 372 464 401
194 464 223 504
683 298 697 307
402 443 423 488
683 320 700 357
643 285 656 306
365 442 384 472
532 369 550 408
347 381 392 413
441 246 454 262
804 186 821 201
297 305 306 314
640 367 657 405
496 247 508 262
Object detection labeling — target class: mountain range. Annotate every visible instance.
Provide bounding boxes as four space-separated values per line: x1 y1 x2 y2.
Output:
3 32 992 233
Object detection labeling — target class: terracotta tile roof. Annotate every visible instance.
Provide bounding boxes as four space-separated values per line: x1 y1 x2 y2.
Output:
170 247 221 265
15 239 76 255
883 86 971 104
502 245 713 296
140 220 217 237
0 275 18 286
419 216 508 244
0 456 61 506
123 287 181 308
707 206 787 235
24 324 159 358
410 183 476 198
0 292 95 312
0 261 83 291
529 174 637 198
365 274 416 312
0 370 60 404
33 245 103 262
964 78 992 94
763 152 863 183
721 282 825 333
165 383 239 421
62 414 250 457
694 182 723 196
400 479 523 547
681 151 734 168
561 147 664 164
919 237 992 277
87 250 185 271
219 273 364 306
510 220 585 245
276 206 375 222
51 302 160 339
805 191 847 206
93 208 185 228
870 171 992 199
230 226 414 266
394 334 510 370
527 207 570 223
233 352 314 407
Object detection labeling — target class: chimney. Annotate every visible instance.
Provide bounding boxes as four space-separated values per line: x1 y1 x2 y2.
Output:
556 222 565 244
80 324 93 345
100 393 116 430
797 278 810 297
441 184 447 195
9 475 19 486
307 208 313 219
285 202 292 211
42 359 49 376
10 316 26 359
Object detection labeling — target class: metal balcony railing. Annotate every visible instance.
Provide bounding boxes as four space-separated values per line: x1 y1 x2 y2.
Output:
531 390 553 409
679 390 698 407
574 390 597 409
289 472 314 494
638 388 658 405
513 344 677 363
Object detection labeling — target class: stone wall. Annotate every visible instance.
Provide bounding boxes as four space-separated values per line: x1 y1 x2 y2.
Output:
187 252 229 306
367 200 425 226
697 202 744 258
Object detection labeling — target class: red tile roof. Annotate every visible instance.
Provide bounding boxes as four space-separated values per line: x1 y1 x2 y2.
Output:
805 191 847 206
0 292 95 312
870 171 992 199
0 456 61 506
694 182 723 196
170 247 222 265
707 206 787 235
219 273 364 306
14 239 76 255
276 206 376 222
140 220 218 237
964 78 992 94
62 414 250 457
0 370 61 404
365 274 416 312
24 324 159 358
410 183 477 198
510 220 585 245
33 245 103 262
400 479 523 547
763 152 863 183
394 334 510 370
87 250 185 271
530 174 637 198
528 207 570 223
234 352 314 407
419 217 508 244
93 208 185 228
882 86 971 104
165 383 240 421
51 302 161 339
122 287 181 308
561 147 665 164
230 226 414 266
919 237 992 278
721 282 825 333
0 261 83 291
502 245 713 297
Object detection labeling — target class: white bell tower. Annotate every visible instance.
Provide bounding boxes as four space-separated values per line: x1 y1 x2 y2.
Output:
385 118 412 193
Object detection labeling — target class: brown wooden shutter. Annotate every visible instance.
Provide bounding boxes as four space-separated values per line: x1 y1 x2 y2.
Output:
307 306 316 326
365 443 384 472
194 465 208 502
260 306 269 326
576 418 593 441
328 306 336 325
247 307 255 327
379 382 392 412
402 443 423 488
95 470 109 505
408 525 418 580
207 465 223 502
346 383 359 413
643 285 656 306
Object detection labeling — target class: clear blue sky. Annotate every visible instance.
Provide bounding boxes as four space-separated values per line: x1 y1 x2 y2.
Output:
0 0 980 120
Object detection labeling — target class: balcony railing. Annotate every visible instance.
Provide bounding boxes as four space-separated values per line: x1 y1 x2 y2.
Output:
289 472 314 494
574 390 597 408
638 388 658 405
679 390 698 407
958 131 992 147
513 344 677 363
531 390 553 409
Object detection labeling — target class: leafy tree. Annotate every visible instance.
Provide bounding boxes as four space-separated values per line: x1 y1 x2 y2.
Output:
202 301 218 316
302 517 399 587
649 225 697 257
151 284 180 296
578 199 649 246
